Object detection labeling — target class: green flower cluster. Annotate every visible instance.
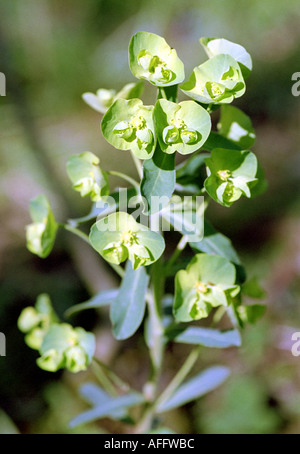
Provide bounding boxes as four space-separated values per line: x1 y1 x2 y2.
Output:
89 212 165 270
174 254 240 322
18 295 95 373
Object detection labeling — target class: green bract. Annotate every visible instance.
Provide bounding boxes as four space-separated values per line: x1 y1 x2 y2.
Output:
173 253 240 322
181 54 245 105
204 148 258 207
37 323 95 373
218 105 256 149
18 294 58 350
129 31 184 87
153 99 211 155
82 81 144 114
89 212 165 270
66 151 109 202
26 195 58 259
200 37 252 79
101 98 156 160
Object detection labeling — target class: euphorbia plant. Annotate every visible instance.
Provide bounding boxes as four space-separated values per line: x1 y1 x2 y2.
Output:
19 32 266 434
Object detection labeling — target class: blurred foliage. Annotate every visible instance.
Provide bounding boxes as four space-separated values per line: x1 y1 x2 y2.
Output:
0 0 300 434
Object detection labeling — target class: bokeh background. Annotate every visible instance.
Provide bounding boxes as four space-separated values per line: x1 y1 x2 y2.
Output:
1 0 300 434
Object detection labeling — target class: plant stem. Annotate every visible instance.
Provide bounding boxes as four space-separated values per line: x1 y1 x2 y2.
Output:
155 346 201 410
136 259 165 433
91 359 118 396
93 357 130 393
61 223 91 244
130 151 143 180
167 234 188 270
107 170 140 189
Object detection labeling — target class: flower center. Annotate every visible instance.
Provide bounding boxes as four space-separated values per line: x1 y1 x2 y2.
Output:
206 82 225 99
217 169 231 181
195 281 208 294
121 230 136 246
138 50 173 83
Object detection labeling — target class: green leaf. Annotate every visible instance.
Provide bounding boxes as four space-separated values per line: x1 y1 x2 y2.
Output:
26 195 58 258
129 31 184 87
82 82 144 114
110 261 149 340
181 54 245 105
190 220 241 265
173 253 239 322
79 383 126 419
250 161 268 198
237 304 266 324
67 152 109 202
153 99 211 155
70 392 144 427
218 105 256 149
204 148 258 207
170 326 241 348
176 152 209 193
242 276 266 299
65 289 118 317
200 37 252 79
141 147 175 214
157 366 230 413
202 131 242 152
101 98 156 160
161 195 204 242
89 212 165 269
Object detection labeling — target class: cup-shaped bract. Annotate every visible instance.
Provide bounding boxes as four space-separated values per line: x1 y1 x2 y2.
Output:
67 151 109 202
129 32 185 87
173 253 240 322
89 212 165 270
204 148 258 207
26 195 58 259
101 98 156 160
82 81 144 114
181 54 245 105
200 37 252 79
154 99 211 155
38 323 95 373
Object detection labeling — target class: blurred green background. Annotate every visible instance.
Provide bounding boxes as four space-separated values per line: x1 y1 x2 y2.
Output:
1 0 300 434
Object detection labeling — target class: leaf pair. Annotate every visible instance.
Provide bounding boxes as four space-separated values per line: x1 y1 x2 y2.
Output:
89 212 165 270
67 151 109 202
174 253 240 322
37 323 95 373
205 148 258 207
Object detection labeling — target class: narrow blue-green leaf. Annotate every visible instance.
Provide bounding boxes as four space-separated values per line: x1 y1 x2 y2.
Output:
190 220 241 265
65 289 118 317
70 392 144 427
157 366 230 413
79 383 126 419
110 262 149 340
141 147 175 214
173 327 241 348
